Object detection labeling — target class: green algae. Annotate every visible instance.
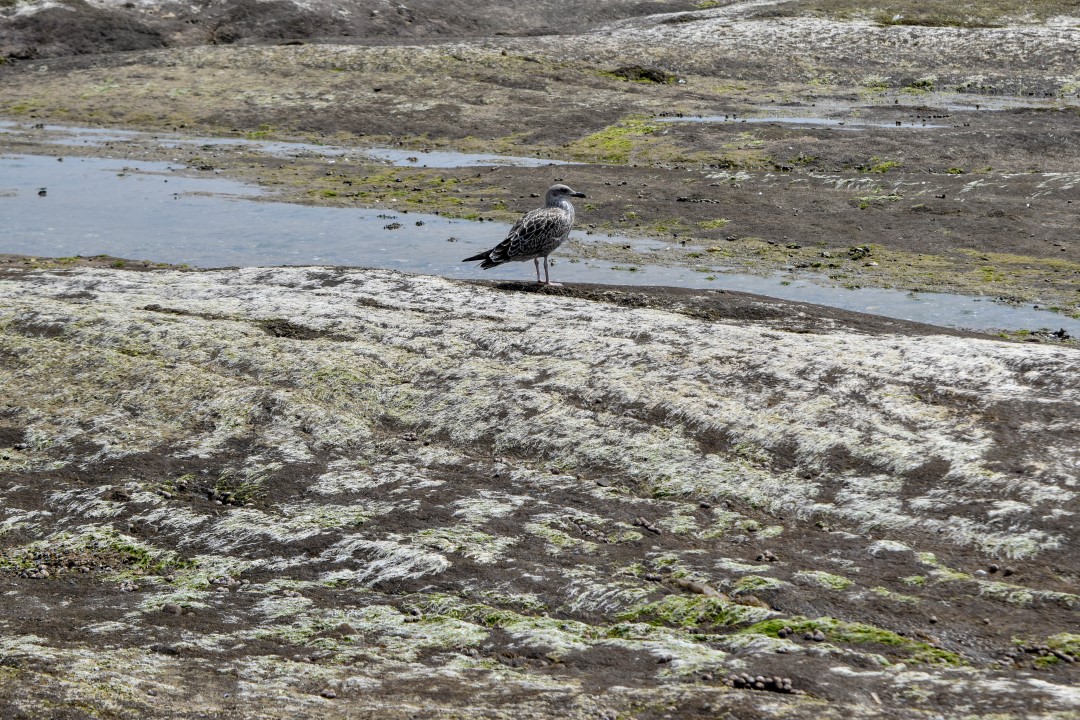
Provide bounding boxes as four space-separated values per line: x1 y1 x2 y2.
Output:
0 527 194 578
732 575 788 595
743 617 964 665
617 593 773 628
870 586 921 603
794 570 854 591
563 116 659 164
916 552 972 581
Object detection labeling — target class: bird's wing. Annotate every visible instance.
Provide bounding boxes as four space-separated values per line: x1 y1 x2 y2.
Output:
489 207 573 262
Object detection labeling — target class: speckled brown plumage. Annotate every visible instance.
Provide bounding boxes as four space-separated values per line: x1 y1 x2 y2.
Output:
463 183 586 284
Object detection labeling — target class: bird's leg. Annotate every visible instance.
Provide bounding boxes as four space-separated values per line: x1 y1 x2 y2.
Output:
534 258 542 284
542 256 562 287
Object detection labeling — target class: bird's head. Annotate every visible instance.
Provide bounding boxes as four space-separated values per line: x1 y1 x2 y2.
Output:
547 183 586 202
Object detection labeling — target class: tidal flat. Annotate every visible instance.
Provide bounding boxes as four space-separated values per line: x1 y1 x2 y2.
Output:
2 1 1080 718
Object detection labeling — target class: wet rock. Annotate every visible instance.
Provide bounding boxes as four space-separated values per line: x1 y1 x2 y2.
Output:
672 577 724 598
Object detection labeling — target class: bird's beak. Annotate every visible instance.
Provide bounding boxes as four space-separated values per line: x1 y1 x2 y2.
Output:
571 191 586 198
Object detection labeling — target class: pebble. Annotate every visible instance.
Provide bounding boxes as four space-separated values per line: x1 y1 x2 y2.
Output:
632 516 662 535
1012 644 1078 663
320 689 337 699
755 550 778 562
728 672 797 694
812 630 826 642
162 603 183 615
777 626 794 639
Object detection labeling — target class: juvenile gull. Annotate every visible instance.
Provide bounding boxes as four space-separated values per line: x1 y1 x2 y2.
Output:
463 183 586 285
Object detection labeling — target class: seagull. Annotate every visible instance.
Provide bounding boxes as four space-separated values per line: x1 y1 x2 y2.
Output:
463 183 586 285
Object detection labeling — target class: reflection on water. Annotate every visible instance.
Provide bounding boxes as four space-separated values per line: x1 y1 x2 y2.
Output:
0 121 571 168
2 153 1078 335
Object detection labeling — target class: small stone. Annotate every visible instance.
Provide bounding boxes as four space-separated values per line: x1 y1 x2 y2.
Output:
988 563 1000 573
1003 567 1016 577
162 603 182 615
928 615 938 624
812 630 826 642
320 689 337 699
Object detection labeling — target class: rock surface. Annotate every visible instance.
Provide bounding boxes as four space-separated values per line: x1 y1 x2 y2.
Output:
1 265 1078 718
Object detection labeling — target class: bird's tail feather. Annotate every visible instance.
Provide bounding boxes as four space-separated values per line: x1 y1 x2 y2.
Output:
463 251 500 269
